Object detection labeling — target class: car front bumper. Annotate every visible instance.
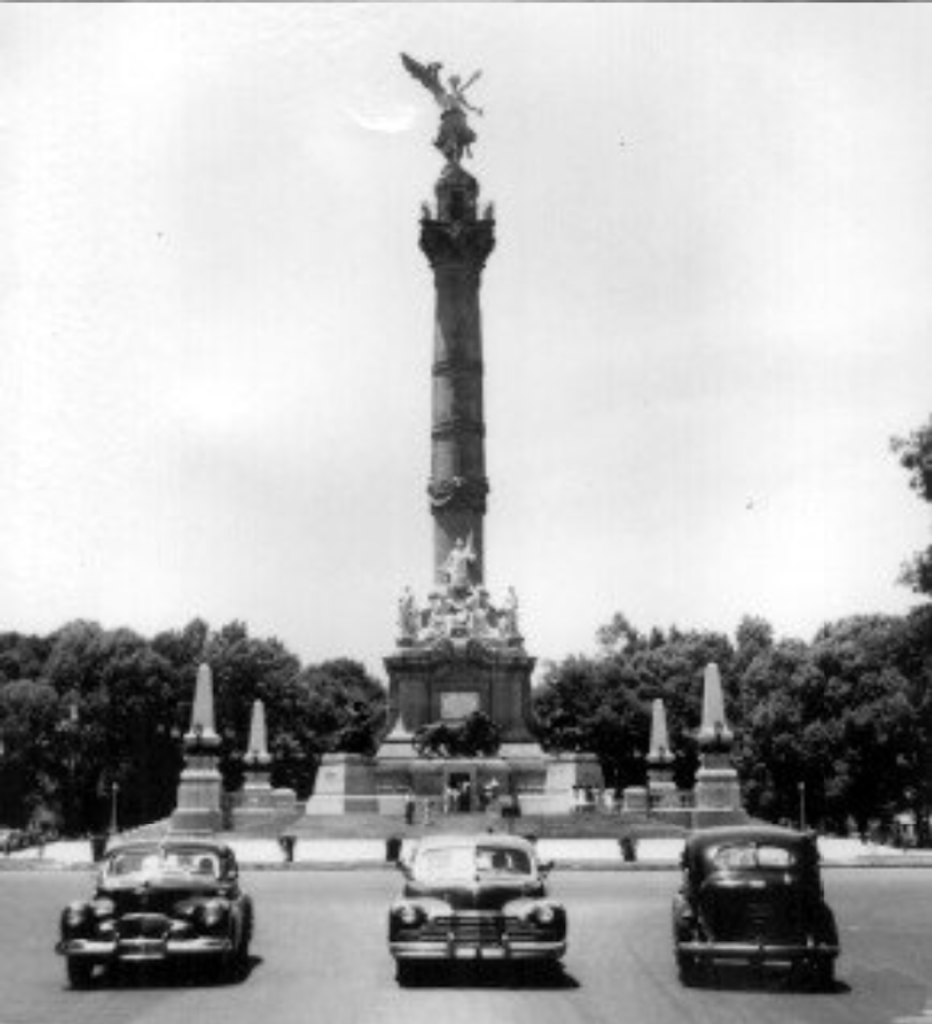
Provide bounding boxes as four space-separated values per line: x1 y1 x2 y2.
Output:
390 939 566 962
677 940 839 964
56 937 234 963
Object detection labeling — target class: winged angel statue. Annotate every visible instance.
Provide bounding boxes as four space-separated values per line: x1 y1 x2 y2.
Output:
401 53 483 165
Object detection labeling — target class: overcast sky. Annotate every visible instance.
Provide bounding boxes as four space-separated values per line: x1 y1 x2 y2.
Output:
3 4 931 680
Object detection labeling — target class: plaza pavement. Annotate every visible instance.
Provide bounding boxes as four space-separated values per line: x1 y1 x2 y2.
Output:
6 834 932 871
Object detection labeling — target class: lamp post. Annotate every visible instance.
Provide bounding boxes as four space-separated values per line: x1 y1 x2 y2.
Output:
109 782 119 836
798 781 806 832
64 696 79 836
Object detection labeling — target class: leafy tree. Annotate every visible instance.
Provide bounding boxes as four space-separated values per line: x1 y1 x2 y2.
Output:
737 616 921 834
891 415 932 596
0 680 61 828
201 622 302 794
533 655 649 791
0 632 53 683
40 622 185 831
535 616 736 792
297 659 387 757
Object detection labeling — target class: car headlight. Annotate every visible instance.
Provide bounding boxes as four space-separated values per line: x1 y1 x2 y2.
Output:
532 904 556 925
196 900 230 932
396 903 424 926
92 899 115 920
62 903 91 933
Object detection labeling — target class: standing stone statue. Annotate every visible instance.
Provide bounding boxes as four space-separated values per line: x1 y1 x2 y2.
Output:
401 53 483 165
419 590 449 643
500 586 521 642
442 535 476 592
397 587 420 644
469 587 495 638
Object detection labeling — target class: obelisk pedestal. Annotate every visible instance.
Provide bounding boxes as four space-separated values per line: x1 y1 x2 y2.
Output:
171 663 223 834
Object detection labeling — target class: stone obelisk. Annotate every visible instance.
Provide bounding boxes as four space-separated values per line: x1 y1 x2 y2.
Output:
242 700 272 794
646 698 678 809
171 663 223 833
693 662 744 824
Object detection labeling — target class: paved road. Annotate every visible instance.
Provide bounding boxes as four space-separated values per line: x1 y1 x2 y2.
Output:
3 867 932 1024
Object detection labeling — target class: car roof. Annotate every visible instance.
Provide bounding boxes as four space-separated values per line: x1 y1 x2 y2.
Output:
685 824 811 853
413 833 536 853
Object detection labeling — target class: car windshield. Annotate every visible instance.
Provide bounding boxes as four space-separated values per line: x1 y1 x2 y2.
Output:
106 847 221 880
710 843 796 871
412 844 533 882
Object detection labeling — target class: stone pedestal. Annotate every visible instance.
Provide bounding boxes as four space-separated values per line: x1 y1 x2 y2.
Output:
520 753 604 816
379 637 540 758
305 753 379 815
648 776 681 811
693 752 743 812
231 773 295 830
171 752 223 833
622 786 648 814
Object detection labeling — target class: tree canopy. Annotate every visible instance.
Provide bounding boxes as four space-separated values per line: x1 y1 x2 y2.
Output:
0 620 385 832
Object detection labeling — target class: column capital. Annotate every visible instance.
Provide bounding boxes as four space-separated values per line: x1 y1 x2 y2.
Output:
420 219 495 270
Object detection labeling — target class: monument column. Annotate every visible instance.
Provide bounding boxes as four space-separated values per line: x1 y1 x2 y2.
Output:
421 167 495 584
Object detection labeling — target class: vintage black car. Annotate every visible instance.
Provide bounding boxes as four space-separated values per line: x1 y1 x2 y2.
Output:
672 825 839 988
388 833 566 984
56 838 253 988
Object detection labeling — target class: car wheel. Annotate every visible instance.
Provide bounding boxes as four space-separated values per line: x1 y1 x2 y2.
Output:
67 958 94 990
395 961 424 987
676 951 703 987
231 935 251 982
812 957 835 992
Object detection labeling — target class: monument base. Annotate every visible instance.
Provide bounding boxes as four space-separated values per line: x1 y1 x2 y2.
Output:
693 758 743 812
170 755 223 834
622 786 648 814
231 780 299 830
306 753 380 815
692 757 748 829
304 748 604 818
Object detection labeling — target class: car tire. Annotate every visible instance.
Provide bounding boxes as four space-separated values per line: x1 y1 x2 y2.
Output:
812 957 835 992
67 958 94 990
676 951 703 988
395 961 423 987
231 935 251 982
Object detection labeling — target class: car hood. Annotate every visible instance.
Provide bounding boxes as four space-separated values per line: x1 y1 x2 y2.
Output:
404 878 545 911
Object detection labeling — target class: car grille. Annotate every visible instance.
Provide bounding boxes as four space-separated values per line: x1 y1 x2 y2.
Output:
426 914 502 943
399 913 549 945
116 914 172 940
